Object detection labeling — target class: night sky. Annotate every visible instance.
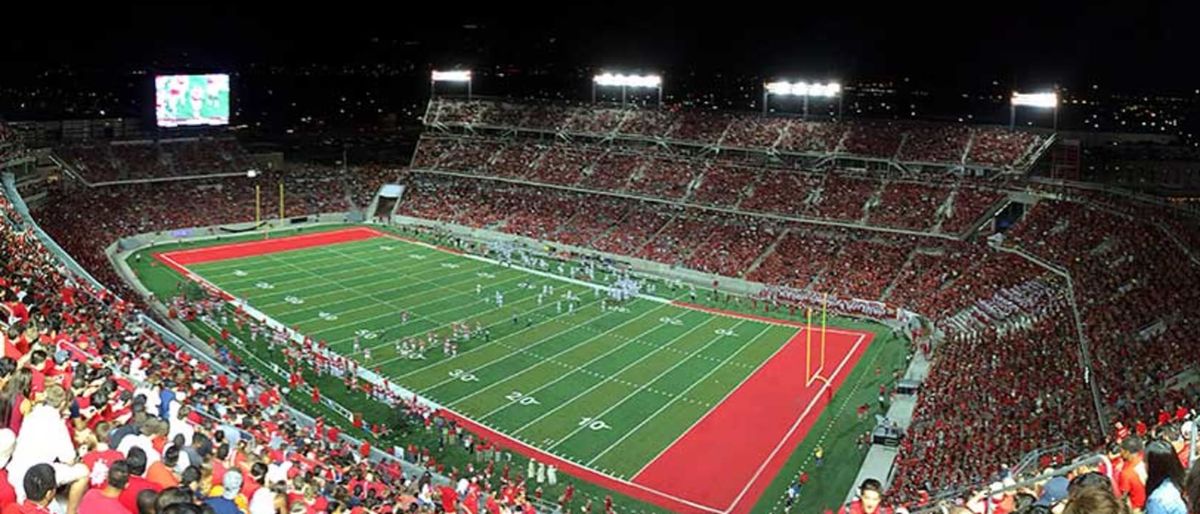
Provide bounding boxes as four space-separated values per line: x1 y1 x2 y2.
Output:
2 2 1197 93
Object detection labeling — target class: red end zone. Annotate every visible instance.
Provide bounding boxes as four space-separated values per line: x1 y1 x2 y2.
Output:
152 230 875 514
156 227 385 267
445 319 872 514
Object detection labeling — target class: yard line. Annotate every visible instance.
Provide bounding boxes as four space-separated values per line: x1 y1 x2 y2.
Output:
385 294 607 380
158 227 381 261
345 272 576 352
212 247 458 292
585 323 774 466
544 319 748 446
248 254 480 311
290 267 528 338
313 270 552 345
451 309 698 411
412 301 667 393
188 237 397 273
513 317 736 439
721 333 868 513
629 327 804 479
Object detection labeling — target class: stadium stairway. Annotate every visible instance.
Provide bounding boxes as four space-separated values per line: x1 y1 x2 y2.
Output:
953 192 1019 237
742 227 790 277
879 247 920 302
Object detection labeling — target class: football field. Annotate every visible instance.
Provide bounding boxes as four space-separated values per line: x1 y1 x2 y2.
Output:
153 227 874 514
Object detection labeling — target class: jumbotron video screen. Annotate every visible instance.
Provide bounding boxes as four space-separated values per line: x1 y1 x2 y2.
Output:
154 74 230 127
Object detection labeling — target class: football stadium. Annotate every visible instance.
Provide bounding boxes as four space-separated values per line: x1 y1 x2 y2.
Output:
1 5 1199 514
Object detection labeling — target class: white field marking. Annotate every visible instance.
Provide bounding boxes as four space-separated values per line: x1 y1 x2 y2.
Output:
629 326 809 479
766 333 886 514
670 302 868 336
720 333 867 514
585 323 773 466
366 281 599 369
482 337 715 409
293 267 528 338
378 233 673 305
297 247 578 341
250 253 456 337
211 246 456 291
248 252 472 310
185 236 388 273
413 301 667 394
160 227 381 260
452 307 701 412
385 292 608 380
439 406 725 514
323 270 559 350
212 252 456 302
539 319 747 447
218 252 459 297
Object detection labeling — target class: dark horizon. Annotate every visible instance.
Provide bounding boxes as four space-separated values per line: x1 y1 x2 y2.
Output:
2 2 1198 94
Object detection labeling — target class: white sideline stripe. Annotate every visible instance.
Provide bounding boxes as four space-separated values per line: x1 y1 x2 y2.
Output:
417 301 666 394
382 233 672 305
190 236 395 273
631 326 806 478
183 253 724 514
455 305 691 412
169 230 804 514
217 250 456 293
720 333 867 514
161 227 379 259
585 323 773 466
445 406 725 514
249 255 465 311
248 252 459 341
671 303 866 336
540 319 745 447
211 246 456 291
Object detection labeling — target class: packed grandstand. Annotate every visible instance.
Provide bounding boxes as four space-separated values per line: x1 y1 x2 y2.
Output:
0 95 1197 514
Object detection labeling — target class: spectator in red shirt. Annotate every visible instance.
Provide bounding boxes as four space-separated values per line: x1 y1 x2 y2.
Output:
78 460 132 514
1116 436 1148 510
118 448 161 513
4 463 57 514
839 479 893 514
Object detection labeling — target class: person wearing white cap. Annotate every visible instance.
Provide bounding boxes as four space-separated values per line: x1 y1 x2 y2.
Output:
204 470 244 514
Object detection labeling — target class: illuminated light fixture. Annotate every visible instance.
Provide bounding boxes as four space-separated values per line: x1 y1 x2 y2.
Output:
1011 92 1058 108
593 73 662 88
762 80 843 119
765 81 841 98
591 72 664 107
431 70 472 82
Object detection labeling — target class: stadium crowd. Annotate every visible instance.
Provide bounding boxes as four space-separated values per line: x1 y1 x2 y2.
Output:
1 187 557 513
422 98 1045 169
5 111 1200 514
409 134 1012 232
56 139 256 183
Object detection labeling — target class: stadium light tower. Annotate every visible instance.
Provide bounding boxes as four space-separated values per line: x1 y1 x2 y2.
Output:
763 81 843 121
1011 91 1059 131
431 70 473 100
592 73 663 108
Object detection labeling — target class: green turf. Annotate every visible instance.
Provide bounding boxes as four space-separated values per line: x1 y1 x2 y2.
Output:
127 224 908 514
